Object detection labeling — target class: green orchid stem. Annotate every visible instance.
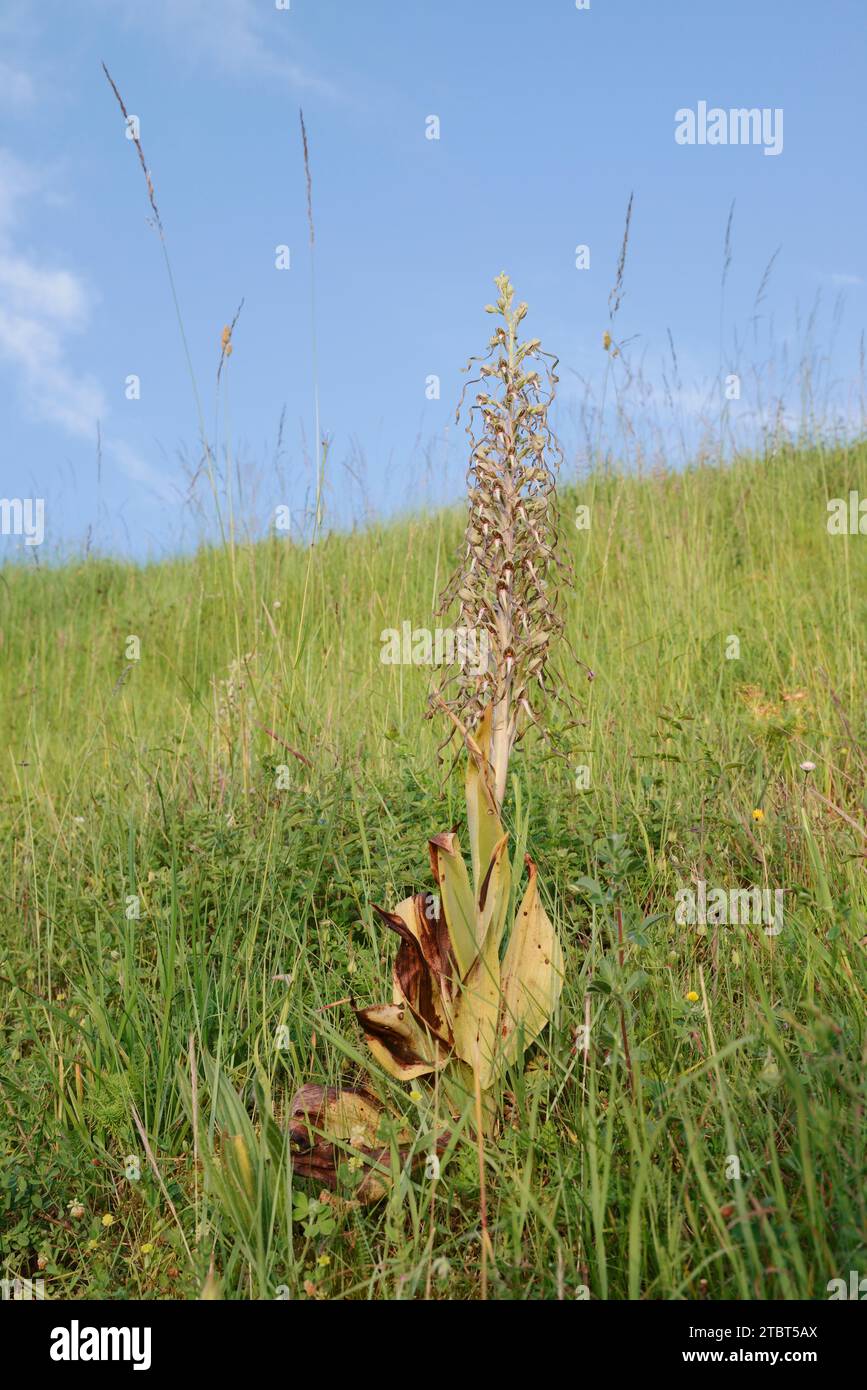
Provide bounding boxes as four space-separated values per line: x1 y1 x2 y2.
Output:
443 1062 497 1139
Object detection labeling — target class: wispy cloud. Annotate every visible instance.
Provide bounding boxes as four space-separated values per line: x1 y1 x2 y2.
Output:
0 116 178 504
0 148 39 231
0 148 106 438
97 0 337 94
827 272 864 288
108 439 179 503
0 252 89 323
0 308 105 437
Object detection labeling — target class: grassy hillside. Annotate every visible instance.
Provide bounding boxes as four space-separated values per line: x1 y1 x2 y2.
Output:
1 441 865 1300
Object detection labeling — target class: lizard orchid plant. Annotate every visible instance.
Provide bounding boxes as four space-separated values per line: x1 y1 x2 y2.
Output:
290 277 569 1194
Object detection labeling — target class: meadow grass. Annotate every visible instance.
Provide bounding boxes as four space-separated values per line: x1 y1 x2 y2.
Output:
1 440 865 1299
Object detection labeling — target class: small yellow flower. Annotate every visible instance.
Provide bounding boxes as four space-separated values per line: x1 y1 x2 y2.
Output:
752 809 765 823
140 1243 153 1255
347 1155 363 1173
686 991 699 1003
87 1239 99 1251
101 1213 115 1228
602 330 612 351
409 1088 423 1103
317 1254 331 1268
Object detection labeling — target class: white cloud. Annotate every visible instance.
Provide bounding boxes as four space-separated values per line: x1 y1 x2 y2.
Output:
0 143 180 505
828 272 864 288
100 0 336 94
0 147 106 439
0 252 89 323
0 307 105 437
0 149 39 231
108 438 179 503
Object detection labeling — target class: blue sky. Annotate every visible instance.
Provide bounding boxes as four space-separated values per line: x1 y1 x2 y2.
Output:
1 0 865 558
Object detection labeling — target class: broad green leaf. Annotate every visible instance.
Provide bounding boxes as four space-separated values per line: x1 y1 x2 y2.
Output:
569 875 608 907
465 703 504 890
428 832 477 980
452 929 501 1090
476 831 511 954
499 858 564 1067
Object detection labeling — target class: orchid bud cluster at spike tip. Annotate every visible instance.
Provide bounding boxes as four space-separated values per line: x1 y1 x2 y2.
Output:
433 274 568 809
